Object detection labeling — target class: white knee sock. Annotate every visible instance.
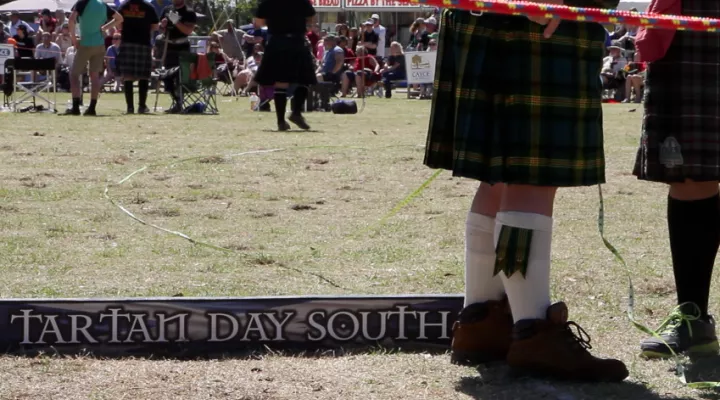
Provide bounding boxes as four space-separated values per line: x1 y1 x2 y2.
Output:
494 211 552 323
464 212 505 307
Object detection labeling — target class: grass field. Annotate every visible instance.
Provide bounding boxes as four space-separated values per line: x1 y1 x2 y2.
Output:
1 94 719 399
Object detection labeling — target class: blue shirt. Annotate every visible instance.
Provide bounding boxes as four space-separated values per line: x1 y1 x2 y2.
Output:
72 0 115 47
321 45 343 75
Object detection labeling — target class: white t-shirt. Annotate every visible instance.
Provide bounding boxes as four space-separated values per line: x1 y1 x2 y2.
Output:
64 46 76 67
603 55 627 74
373 24 386 57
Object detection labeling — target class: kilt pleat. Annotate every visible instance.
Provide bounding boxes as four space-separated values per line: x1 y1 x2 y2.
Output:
424 9 608 187
255 35 317 86
632 0 720 183
116 42 153 79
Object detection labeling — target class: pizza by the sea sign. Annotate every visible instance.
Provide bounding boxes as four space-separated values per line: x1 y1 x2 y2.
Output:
0 295 462 355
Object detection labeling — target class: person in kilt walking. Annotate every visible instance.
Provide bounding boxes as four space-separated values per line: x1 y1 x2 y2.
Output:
425 5 629 381
116 0 159 114
634 0 720 359
253 0 316 131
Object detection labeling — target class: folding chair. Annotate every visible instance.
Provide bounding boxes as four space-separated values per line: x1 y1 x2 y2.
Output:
173 52 219 115
9 57 57 112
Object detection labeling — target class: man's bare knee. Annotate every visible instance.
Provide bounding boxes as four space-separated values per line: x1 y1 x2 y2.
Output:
669 180 719 201
501 184 558 216
471 183 505 217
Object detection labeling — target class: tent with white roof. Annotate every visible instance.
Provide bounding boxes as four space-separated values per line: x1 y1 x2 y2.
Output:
618 0 651 11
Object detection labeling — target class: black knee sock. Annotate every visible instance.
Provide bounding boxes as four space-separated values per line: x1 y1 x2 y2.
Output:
124 81 134 110
291 86 307 116
668 193 720 317
72 97 80 111
274 88 287 123
138 80 149 108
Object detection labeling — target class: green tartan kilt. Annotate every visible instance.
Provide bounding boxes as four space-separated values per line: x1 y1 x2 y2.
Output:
424 9 608 187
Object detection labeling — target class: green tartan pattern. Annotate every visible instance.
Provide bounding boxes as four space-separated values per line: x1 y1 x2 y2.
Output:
424 9 611 187
493 225 533 279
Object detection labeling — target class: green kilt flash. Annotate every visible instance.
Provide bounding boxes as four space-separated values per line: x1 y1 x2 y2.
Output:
424 9 610 187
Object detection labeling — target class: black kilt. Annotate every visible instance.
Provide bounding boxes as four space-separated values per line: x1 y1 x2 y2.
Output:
116 42 153 79
255 34 317 86
633 0 720 182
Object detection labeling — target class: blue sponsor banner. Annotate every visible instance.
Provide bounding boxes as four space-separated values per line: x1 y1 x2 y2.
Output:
0 295 463 356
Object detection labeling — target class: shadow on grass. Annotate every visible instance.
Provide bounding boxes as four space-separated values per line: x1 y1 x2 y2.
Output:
685 354 720 400
455 369 696 400
260 129 325 133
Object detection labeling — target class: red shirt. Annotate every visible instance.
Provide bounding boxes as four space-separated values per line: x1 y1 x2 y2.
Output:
343 47 355 61
306 31 319 50
354 55 375 71
42 17 57 34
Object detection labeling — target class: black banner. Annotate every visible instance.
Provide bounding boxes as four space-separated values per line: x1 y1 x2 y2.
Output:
0 295 463 356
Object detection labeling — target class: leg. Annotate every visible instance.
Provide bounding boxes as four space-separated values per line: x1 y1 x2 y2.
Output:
631 76 643 102
496 185 556 322
85 71 101 115
355 74 364 98
289 85 310 130
274 82 290 131
137 79 150 113
668 181 720 316
123 79 134 113
84 47 105 116
641 180 720 358
69 69 83 115
69 47 90 115
451 183 514 365
623 77 633 102
500 185 628 381
341 72 351 97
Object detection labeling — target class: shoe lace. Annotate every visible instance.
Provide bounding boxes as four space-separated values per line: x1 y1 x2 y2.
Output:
655 302 701 338
563 321 593 351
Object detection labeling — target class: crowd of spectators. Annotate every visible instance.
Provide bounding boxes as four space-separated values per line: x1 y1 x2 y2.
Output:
1 6 645 110
601 8 647 103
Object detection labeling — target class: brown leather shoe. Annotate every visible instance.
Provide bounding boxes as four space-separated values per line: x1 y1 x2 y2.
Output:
506 302 629 382
450 296 513 365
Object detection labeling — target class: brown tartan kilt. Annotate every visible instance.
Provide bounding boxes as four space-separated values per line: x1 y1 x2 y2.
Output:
633 0 720 183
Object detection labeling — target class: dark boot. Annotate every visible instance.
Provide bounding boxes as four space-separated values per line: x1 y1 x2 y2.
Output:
640 303 719 359
507 302 629 382
450 296 513 365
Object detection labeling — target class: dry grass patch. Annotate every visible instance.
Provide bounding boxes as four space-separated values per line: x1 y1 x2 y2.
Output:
1 95 719 398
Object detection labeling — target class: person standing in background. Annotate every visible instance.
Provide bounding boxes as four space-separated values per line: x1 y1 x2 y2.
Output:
7 10 34 37
67 0 124 115
371 13 386 58
116 0 159 114
39 9 57 35
159 0 196 113
253 0 317 131
360 20 378 56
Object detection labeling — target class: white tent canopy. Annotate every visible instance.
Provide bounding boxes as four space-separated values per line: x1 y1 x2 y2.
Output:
618 0 650 11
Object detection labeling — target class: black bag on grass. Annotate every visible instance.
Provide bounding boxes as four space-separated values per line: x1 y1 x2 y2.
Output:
331 99 357 114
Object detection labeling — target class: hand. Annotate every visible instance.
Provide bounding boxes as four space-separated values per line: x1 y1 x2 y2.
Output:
167 11 180 25
160 18 168 28
527 0 564 38
71 36 79 49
